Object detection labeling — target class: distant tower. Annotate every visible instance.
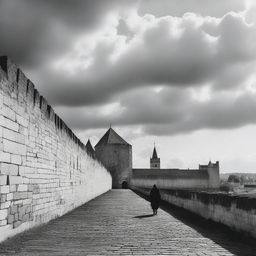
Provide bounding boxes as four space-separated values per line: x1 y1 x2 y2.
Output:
150 145 160 169
95 128 132 189
85 139 95 158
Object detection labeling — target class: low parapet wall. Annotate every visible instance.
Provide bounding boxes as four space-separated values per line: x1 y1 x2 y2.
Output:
132 186 256 239
0 56 112 242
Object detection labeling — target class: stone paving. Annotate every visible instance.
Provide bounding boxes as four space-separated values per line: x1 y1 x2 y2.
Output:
0 190 256 256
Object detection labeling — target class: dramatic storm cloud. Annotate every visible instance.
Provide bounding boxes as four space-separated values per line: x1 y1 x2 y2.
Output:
1 0 256 171
36 10 256 106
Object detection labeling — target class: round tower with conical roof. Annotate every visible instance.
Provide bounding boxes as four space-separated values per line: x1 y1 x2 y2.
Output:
95 128 132 189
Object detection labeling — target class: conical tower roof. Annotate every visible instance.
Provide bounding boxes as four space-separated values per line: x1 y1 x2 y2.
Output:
95 128 130 147
86 139 95 157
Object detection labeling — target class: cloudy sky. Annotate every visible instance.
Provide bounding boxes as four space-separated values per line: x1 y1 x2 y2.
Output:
1 0 256 172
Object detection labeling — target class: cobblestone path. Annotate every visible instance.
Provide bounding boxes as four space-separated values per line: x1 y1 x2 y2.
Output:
0 190 255 256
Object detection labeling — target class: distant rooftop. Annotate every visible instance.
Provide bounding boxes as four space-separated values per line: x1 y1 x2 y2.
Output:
85 139 95 157
152 146 158 159
95 128 130 147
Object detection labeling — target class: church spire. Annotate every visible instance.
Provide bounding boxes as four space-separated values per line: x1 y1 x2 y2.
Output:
150 144 160 169
152 146 158 159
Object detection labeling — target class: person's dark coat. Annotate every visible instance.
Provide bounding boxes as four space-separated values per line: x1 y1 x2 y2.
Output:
150 185 161 210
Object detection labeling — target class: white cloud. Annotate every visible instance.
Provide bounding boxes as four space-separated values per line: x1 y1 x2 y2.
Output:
31 7 255 109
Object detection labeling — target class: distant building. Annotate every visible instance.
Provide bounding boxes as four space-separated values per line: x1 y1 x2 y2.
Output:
93 127 220 190
131 160 220 190
150 146 160 169
85 139 95 158
95 128 132 189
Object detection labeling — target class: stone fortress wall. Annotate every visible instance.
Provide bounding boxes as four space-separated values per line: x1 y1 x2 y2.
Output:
132 186 256 239
0 56 112 242
131 161 220 190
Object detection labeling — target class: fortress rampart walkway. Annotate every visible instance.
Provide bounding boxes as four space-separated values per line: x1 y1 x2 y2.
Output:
0 190 255 256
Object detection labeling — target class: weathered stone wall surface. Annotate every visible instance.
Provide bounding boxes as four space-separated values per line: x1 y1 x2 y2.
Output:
131 169 213 189
96 144 132 188
0 56 112 242
132 186 256 238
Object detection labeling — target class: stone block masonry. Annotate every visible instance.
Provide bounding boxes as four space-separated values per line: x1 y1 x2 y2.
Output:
131 161 220 190
0 56 112 243
132 186 256 239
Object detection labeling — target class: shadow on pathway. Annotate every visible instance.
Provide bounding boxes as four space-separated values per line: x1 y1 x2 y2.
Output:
1 190 256 256
133 214 154 218
134 189 256 256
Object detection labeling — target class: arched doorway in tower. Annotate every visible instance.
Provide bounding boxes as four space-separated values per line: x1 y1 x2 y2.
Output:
122 181 128 189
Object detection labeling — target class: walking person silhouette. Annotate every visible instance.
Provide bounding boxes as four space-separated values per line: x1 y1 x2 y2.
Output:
150 184 161 215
